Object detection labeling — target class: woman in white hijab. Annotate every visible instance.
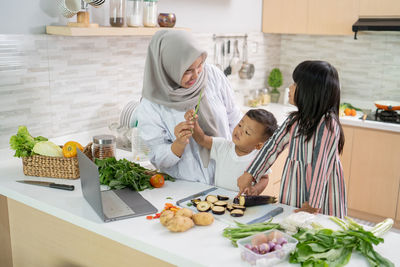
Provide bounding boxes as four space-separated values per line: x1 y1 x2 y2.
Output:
135 30 241 185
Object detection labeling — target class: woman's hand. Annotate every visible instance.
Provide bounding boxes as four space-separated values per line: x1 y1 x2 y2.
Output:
237 172 254 196
174 121 193 145
294 202 321 214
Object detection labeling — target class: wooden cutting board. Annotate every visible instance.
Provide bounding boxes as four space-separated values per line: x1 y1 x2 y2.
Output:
176 187 283 226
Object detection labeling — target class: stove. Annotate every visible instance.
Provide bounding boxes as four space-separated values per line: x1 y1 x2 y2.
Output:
363 108 400 124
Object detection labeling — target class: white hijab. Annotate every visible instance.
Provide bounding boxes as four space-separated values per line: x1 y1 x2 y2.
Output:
142 31 220 166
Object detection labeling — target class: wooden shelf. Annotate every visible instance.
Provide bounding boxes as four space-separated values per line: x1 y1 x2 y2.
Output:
46 25 190 36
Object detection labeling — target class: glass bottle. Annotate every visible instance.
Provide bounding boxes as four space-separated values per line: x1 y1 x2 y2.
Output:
110 0 126 27
143 0 158 27
127 0 143 27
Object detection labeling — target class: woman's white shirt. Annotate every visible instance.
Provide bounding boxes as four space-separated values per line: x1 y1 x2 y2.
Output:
135 64 242 185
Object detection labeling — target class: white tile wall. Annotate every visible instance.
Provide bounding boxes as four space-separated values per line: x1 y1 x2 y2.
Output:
0 32 279 149
1 31 399 149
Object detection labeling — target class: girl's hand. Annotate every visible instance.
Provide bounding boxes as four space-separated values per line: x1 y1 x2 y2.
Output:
237 172 254 196
294 202 321 214
243 186 259 196
174 121 193 145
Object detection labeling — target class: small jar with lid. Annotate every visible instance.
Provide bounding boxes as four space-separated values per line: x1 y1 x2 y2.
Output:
143 0 158 27
127 0 143 27
92 135 116 160
110 0 126 27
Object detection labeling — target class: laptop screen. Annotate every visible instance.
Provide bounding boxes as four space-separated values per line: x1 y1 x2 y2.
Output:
77 149 105 221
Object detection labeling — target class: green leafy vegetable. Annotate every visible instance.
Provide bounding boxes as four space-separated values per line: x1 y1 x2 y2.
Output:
222 219 282 247
9 126 48 157
95 157 175 191
32 141 63 157
289 217 394 267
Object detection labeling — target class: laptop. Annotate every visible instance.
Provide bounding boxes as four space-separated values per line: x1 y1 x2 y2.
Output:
77 149 158 222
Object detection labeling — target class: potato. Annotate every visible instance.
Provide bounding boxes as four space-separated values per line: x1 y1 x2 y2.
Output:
175 208 194 218
159 210 175 226
192 212 214 226
166 215 194 232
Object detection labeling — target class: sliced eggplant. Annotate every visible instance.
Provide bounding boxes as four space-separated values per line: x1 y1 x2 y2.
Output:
211 205 225 215
191 198 201 205
209 202 214 209
205 195 218 203
217 195 229 201
196 201 211 212
230 209 244 217
226 204 234 212
232 204 246 211
214 201 228 207
233 195 277 207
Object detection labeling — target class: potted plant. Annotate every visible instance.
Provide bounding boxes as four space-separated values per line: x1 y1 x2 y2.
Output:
268 68 283 103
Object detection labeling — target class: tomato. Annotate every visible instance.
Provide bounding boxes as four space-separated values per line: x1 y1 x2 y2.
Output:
62 141 84 158
150 174 165 188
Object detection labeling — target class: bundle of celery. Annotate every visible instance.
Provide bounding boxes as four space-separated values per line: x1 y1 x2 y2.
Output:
289 217 394 267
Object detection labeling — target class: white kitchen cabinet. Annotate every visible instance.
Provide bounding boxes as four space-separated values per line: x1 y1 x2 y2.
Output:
359 0 400 17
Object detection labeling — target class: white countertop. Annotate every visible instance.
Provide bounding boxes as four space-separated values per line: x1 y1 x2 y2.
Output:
1 145 400 266
241 103 400 133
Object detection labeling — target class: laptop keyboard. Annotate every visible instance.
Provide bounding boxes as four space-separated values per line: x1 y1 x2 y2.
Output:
101 190 135 219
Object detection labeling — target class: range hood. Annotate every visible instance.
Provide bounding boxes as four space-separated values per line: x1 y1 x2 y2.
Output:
352 18 400 39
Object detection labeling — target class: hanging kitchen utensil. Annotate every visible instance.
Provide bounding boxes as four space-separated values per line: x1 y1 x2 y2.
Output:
214 41 222 70
230 39 241 75
374 100 400 111
224 40 232 76
239 37 255 80
221 42 225 70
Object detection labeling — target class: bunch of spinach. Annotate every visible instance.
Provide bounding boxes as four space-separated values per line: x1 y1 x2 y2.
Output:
289 221 394 267
95 157 175 191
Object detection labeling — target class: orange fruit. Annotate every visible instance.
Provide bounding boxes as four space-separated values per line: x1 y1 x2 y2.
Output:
351 109 357 116
62 141 84 158
344 108 352 116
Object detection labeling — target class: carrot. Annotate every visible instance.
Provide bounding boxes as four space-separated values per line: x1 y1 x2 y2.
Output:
146 215 153 220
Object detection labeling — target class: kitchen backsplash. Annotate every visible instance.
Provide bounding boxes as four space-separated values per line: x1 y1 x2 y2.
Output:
0 31 399 149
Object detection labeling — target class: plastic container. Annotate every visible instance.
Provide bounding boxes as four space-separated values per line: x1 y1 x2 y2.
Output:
131 121 150 162
110 0 126 27
127 0 142 27
237 229 298 266
143 0 158 27
92 135 116 160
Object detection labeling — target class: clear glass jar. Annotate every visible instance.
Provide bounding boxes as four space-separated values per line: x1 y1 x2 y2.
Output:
110 0 126 27
131 121 150 162
143 0 158 27
92 135 116 160
127 0 142 27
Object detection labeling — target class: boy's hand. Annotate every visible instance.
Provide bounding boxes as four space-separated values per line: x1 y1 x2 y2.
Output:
184 109 198 122
174 121 193 145
237 172 254 196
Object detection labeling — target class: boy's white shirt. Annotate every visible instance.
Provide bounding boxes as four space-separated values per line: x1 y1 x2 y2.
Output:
210 137 271 192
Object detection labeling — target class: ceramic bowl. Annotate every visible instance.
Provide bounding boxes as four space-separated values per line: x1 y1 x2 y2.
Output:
158 13 176 27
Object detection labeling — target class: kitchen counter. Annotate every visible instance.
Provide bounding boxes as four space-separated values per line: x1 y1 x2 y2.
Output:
1 144 400 266
241 103 400 133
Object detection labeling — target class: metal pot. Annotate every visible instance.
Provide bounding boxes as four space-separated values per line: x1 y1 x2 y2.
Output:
374 100 400 111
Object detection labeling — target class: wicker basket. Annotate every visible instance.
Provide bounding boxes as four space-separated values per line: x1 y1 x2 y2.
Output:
22 143 93 179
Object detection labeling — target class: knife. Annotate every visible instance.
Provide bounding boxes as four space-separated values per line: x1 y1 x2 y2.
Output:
17 180 75 191
176 187 217 206
246 207 284 225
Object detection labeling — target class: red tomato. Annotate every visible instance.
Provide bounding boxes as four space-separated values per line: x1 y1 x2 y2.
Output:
150 174 165 188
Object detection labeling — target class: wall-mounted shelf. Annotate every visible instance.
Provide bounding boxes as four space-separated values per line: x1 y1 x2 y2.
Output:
46 26 190 36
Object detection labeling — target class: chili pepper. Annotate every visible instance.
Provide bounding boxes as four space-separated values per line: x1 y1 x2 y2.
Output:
146 215 153 220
